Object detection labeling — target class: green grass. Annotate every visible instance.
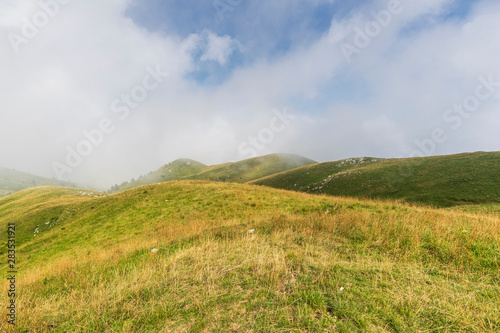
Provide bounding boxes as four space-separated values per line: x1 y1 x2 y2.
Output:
251 152 500 207
1 182 499 332
448 203 500 217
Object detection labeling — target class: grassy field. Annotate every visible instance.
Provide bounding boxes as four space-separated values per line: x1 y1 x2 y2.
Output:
1 182 499 332
251 152 500 207
448 203 500 217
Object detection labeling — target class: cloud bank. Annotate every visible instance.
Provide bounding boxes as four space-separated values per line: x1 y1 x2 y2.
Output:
0 0 499 189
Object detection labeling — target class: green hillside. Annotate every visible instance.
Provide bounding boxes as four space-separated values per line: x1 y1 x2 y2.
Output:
186 153 317 183
1 182 499 331
0 166 75 198
251 152 500 207
114 154 316 192
116 159 207 191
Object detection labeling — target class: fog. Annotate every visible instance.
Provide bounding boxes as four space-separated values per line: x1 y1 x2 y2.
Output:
1 0 499 190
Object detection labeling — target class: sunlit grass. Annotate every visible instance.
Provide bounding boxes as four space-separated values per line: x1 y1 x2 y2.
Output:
1 181 499 332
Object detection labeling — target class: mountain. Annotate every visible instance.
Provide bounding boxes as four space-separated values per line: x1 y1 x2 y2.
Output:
0 165 75 197
113 153 316 192
251 151 500 207
1 182 498 331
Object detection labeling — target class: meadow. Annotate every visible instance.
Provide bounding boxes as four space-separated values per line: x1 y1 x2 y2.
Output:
1 181 499 332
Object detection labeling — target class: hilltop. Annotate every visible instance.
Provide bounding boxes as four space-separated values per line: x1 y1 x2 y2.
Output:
115 158 207 191
0 165 75 198
113 153 316 192
1 182 499 331
185 153 316 183
251 151 500 207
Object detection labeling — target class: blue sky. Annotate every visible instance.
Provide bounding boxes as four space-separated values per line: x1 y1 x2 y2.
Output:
125 0 479 86
120 0 486 127
125 0 361 83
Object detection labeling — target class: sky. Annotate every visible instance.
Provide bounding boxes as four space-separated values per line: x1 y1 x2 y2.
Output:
0 0 499 189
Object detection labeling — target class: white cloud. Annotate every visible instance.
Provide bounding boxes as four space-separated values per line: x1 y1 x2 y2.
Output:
200 31 240 65
0 0 499 189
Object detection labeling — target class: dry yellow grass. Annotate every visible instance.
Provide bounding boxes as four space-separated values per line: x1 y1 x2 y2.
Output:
0 182 499 332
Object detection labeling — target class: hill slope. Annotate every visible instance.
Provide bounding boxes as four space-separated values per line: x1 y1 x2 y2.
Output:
186 153 317 183
251 152 500 207
1 182 499 331
114 154 316 192
0 165 75 197
116 158 207 191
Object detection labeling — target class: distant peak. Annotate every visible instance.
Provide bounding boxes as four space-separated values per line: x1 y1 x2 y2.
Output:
168 158 206 167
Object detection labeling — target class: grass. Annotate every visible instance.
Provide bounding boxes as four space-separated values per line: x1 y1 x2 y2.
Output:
251 152 500 207
1 181 499 332
448 203 500 217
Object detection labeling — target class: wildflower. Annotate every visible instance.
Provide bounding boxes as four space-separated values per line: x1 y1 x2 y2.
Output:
248 229 255 234
151 248 159 253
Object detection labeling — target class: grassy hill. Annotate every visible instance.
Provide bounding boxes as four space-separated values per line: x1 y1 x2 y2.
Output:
1 182 499 332
251 152 500 207
0 166 75 198
186 153 317 183
116 159 207 191
114 154 316 192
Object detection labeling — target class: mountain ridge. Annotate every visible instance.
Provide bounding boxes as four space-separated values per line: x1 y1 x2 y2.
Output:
112 153 317 192
0 165 75 198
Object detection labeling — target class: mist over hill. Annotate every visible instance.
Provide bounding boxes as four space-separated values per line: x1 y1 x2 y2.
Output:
2 0 500 331
0 165 75 198
111 153 317 192
4 151 499 209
